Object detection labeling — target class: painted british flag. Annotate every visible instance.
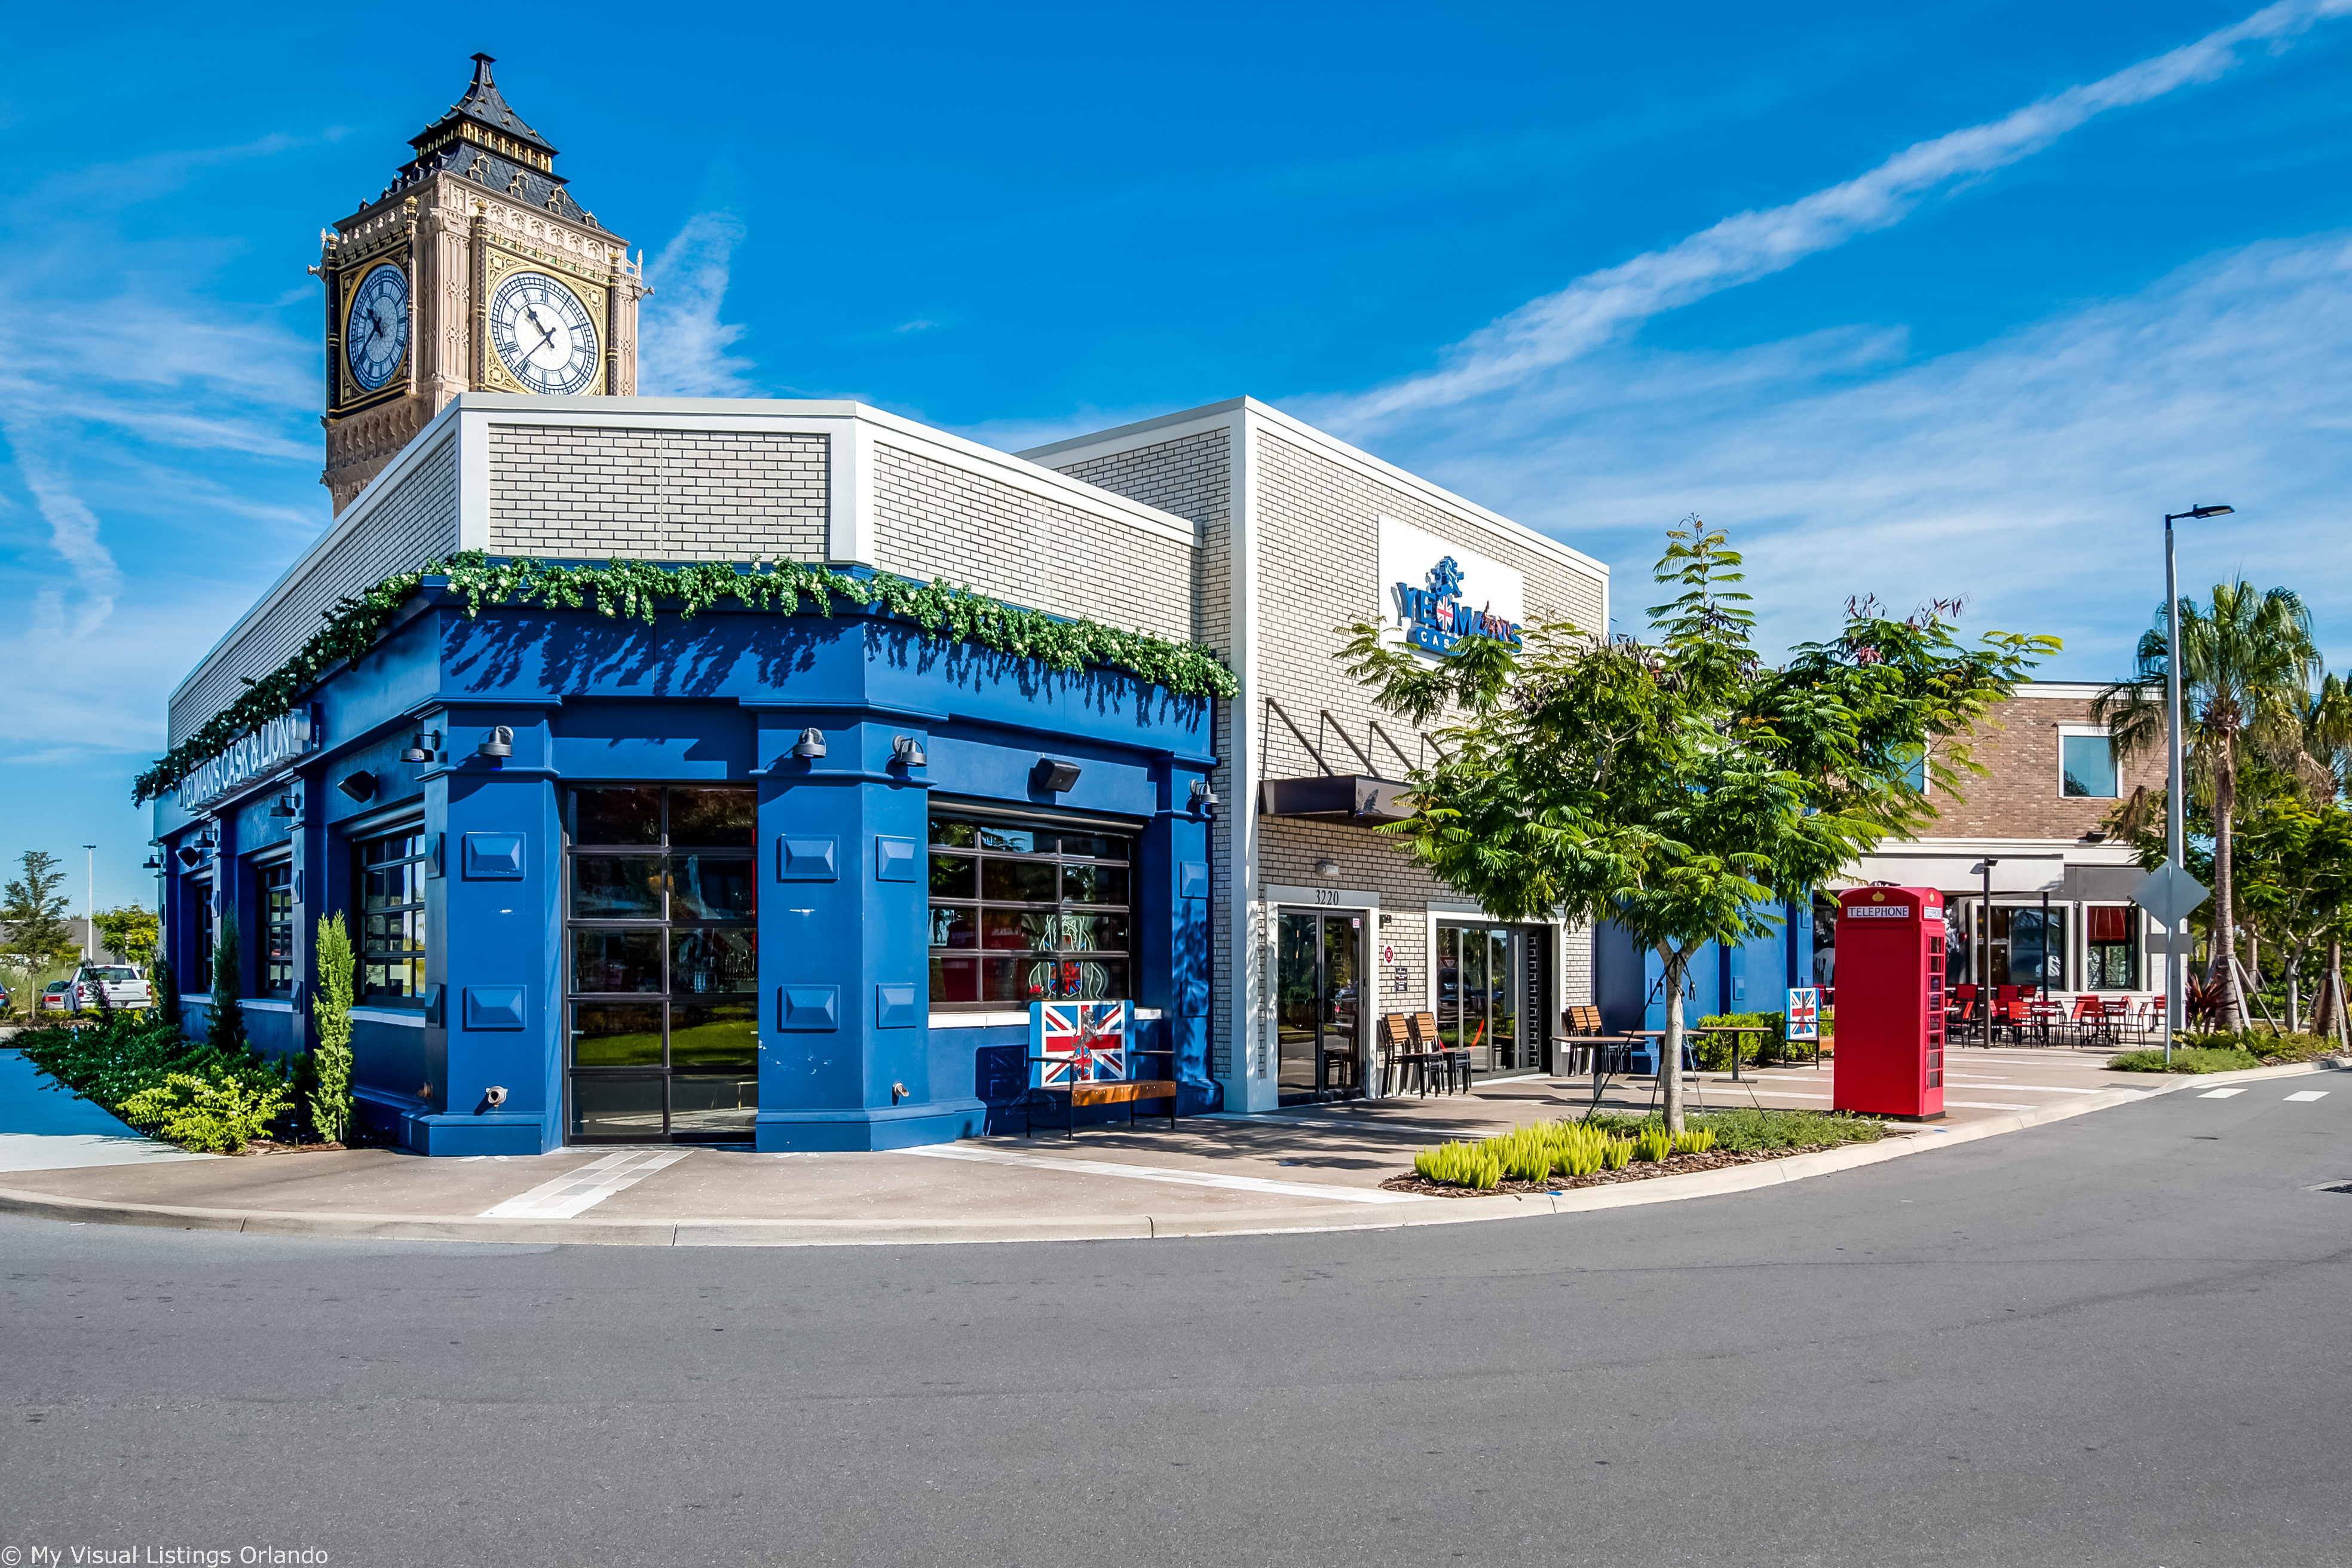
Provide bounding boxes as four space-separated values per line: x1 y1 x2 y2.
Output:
1034 1000 1128 1086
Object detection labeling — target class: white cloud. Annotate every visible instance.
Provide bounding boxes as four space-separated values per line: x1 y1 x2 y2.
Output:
1325 0 2352 433
1374 232 2352 676
638 212 758 397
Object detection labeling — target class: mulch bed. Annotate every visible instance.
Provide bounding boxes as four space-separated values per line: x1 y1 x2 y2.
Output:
238 1140 348 1157
1380 1141 1853 1198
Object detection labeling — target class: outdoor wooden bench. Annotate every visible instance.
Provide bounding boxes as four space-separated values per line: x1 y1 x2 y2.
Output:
1021 1051 1179 1138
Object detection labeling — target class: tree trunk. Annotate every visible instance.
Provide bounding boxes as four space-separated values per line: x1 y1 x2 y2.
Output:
1658 948 1688 1134
2213 751 2244 1032
2316 938 2345 1040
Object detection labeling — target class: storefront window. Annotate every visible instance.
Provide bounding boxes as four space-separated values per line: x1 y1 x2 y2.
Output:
1988 905 2066 989
357 831 428 1004
262 861 294 996
565 786 757 1141
928 811 1134 1007
2084 905 2140 989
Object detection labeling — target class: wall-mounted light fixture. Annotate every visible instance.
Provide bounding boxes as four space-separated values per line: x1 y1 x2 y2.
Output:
477 725 513 759
338 770 378 803
1034 758 1082 794
892 734 927 768
270 792 298 819
142 855 161 871
793 727 827 760
403 729 441 764
1314 858 1340 878
1189 779 1220 813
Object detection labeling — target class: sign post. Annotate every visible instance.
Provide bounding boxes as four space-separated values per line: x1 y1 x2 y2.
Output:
2130 863 2210 1064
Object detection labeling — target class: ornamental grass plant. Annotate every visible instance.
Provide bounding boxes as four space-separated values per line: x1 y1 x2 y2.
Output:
1405 1107 1879 1189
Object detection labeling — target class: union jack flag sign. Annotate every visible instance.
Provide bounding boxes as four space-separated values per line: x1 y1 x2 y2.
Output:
1786 987 1820 1042
1033 1000 1129 1086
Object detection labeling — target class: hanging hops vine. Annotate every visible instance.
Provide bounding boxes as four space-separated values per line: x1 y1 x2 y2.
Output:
136 553 1235 804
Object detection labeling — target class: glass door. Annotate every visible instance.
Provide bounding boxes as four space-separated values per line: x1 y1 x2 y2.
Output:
1275 909 1366 1105
1438 922 1550 1073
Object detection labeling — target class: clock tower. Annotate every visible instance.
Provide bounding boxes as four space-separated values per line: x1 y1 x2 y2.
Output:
317 54 647 512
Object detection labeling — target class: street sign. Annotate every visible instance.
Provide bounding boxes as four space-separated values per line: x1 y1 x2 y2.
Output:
2131 862 2210 927
1786 987 1820 1042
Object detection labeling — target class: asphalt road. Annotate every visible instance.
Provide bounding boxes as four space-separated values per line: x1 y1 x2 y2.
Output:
3 1080 2348 1567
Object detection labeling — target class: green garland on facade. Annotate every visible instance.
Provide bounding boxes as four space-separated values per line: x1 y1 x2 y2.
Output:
136 552 1235 804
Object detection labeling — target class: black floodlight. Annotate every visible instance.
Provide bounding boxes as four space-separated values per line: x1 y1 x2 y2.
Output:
270 793 297 818
403 728 440 764
338 770 378 803
1034 758 1082 794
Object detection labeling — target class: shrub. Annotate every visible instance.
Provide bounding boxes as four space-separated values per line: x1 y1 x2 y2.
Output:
1692 1012 1796 1070
1600 1135 1634 1169
1689 1107 1883 1150
1671 1126 1716 1155
14 1013 221 1109
310 912 356 1143
207 911 246 1055
117 1068 292 1154
1549 1122 1615 1178
2108 1045 2264 1074
1632 1126 1674 1163
2178 1029 2338 1064
1414 1141 1502 1189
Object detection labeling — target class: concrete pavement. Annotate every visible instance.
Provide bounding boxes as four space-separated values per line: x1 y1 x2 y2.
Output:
3 1067 2349 1566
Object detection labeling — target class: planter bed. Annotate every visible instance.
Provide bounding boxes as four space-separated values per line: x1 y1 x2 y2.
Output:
1382 1141 1849 1198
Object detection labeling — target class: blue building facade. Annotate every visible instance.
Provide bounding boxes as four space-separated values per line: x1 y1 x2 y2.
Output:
155 571 1216 1154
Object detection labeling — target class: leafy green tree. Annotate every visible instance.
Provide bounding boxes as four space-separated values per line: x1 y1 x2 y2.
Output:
207 909 246 1055
2231 795 2352 1034
1345 524 2050 1129
92 905 160 969
3 850 79 969
2096 583 2322 1030
310 912 356 1144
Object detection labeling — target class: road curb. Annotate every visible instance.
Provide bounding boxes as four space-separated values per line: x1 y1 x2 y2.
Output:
2 1059 2339 1248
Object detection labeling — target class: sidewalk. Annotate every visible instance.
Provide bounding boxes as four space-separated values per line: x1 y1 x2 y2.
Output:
0 1048 218 1174
16 1052 2309 1247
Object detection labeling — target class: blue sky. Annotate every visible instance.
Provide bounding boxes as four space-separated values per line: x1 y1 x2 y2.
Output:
5 0 2351 908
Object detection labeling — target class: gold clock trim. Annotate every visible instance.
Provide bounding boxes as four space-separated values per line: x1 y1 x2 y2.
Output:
335 259 412 411
479 244 607 397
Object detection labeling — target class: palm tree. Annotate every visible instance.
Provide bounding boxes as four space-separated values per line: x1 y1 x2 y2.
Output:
2095 582 2320 1030
2299 672 2352 1040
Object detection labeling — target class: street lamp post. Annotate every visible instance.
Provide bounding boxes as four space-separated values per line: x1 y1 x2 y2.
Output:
81 844 96 961
1971 858 1999 1049
2163 504 2232 1060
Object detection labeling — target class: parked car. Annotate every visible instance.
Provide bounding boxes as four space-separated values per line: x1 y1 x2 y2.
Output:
70 964 152 1012
38 979 74 1014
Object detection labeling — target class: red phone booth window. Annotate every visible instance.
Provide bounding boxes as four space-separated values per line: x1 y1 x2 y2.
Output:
1831 886 1946 1120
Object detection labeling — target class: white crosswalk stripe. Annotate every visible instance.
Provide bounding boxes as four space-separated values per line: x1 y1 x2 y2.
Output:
480 1149 693 1218
2199 1086 2248 1099
2283 1089 2329 1102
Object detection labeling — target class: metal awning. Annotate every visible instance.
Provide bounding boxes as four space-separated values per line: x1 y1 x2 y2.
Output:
1258 774 1415 824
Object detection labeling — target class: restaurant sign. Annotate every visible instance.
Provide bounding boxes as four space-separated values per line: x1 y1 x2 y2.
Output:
175 706 320 813
1394 555 1524 656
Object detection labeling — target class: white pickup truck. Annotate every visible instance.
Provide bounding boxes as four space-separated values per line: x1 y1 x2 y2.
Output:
71 964 154 1012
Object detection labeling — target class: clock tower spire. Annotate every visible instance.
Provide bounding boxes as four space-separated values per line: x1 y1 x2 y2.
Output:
316 54 648 513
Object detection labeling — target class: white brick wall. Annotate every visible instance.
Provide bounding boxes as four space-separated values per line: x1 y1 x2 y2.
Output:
170 436 460 745
873 442 1196 643
486 424 828 561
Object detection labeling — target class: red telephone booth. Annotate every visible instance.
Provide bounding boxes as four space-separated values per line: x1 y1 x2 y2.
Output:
1832 886 1946 1119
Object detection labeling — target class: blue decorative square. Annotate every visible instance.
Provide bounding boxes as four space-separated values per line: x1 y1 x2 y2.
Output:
874 983 918 1028
461 986 526 1030
1179 860 1209 900
779 985 840 1031
462 832 526 880
777 835 838 881
874 835 918 881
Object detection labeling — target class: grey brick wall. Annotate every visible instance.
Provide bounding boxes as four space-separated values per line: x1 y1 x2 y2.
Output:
486 424 828 562
170 436 460 745
1054 430 1239 1072
872 442 1196 644
1247 427 1608 1057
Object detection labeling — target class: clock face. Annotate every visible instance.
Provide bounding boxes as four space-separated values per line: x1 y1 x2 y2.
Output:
489 271 600 395
344 264 411 392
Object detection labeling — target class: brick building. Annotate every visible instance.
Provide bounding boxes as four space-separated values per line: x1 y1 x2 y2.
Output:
1843 682 2167 1000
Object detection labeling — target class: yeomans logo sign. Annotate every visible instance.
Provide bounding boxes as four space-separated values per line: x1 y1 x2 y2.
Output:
1376 515 1525 659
